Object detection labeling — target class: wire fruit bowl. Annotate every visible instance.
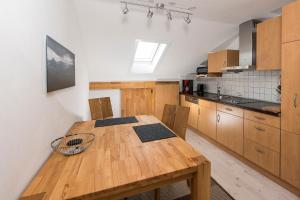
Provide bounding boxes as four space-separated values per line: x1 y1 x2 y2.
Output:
51 133 95 156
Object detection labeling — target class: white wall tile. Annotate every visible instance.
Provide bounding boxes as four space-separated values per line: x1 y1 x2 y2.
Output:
195 70 281 103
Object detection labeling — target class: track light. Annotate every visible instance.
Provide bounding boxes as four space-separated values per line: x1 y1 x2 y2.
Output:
122 3 129 14
167 11 172 21
184 13 191 24
147 8 153 18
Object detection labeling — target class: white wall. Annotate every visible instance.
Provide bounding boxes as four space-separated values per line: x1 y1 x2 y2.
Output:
0 0 88 199
74 0 238 82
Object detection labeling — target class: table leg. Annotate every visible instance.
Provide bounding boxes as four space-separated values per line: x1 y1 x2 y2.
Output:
191 160 211 200
155 188 160 200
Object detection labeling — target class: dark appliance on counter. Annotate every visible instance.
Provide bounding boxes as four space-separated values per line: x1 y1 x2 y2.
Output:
197 84 206 94
182 80 193 94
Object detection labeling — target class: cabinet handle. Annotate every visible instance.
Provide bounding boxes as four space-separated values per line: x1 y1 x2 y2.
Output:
255 148 264 154
225 108 233 112
255 127 265 132
254 116 265 121
198 108 200 115
217 114 220 123
294 94 298 108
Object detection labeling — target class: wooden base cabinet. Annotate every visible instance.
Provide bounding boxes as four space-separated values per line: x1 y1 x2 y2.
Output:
244 139 279 176
216 111 243 155
281 130 300 189
180 95 198 129
198 100 217 140
187 102 199 129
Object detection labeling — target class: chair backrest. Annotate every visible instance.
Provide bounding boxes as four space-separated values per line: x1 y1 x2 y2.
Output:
89 98 103 120
100 97 113 119
173 106 190 140
161 104 177 129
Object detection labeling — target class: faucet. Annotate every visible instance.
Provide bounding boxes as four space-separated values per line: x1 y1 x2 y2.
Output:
217 82 222 100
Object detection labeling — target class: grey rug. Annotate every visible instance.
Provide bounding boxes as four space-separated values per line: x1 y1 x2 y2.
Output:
127 178 234 200
174 178 234 200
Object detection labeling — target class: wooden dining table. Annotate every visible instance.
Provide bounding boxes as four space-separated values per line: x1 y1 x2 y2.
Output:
20 115 211 200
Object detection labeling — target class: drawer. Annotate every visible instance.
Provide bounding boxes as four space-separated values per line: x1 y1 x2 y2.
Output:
199 99 216 109
217 104 243 117
244 119 280 152
244 110 280 128
244 139 279 176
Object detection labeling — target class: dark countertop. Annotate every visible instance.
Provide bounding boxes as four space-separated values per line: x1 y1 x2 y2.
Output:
181 92 281 116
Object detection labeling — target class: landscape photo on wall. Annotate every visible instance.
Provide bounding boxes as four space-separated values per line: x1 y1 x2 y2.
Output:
46 35 75 92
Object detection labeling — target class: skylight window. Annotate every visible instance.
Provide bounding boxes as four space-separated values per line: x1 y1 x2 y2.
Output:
131 40 167 74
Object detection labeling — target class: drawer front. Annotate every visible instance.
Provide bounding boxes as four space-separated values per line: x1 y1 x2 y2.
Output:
244 119 280 152
199 99 217 109
244 139 279 176
217 104 244 117
244 110 280 128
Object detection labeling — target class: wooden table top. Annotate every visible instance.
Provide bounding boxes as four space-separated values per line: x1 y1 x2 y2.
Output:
21 115 208 200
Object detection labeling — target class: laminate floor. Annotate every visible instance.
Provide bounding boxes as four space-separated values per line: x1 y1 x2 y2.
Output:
128 129 299 200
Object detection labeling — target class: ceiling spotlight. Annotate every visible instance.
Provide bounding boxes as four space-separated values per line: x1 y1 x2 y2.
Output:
122 3 129 14
184 14 191 24
167 11 172 21
147 8 154 18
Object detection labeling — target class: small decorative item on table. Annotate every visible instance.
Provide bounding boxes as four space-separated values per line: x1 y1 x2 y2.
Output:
51 133 95 156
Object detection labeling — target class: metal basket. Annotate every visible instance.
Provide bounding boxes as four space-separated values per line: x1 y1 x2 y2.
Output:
51 133 95 156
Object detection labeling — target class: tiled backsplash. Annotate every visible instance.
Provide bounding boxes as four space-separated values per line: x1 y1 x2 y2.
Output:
195 71 281 103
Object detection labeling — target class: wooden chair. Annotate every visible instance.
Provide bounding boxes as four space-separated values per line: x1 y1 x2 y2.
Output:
100 97 113 119
88 98 103 120
161 104 176 129
173 106 190 140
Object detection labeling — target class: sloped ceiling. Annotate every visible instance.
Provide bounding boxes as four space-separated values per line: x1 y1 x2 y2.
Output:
74 0 290 81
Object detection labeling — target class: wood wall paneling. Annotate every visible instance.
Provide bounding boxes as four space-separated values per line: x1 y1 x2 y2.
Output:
154 83 179 120
121 88 154 117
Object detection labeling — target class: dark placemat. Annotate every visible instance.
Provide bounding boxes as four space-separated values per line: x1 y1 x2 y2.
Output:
95 117 138 127
133 123 176 143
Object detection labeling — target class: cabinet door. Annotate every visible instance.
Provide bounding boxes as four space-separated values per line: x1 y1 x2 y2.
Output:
217 111 244 155
121 88 154 117
282 0 300 43
256 16 281 70
154 83 179 120
198 103 217 140
281 130 300 189
208 52 221 73
281 41 300 133
188 103 199 129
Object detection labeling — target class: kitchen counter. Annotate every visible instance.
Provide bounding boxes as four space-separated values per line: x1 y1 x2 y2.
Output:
181 92 281 116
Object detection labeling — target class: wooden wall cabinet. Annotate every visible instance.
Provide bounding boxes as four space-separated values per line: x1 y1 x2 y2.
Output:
256 16 281 70
208 50 239 73
281 130 300 189
281 41 300 133
154 83 179 120
282 0 300 43
198 100 217 140
216 110 244 155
